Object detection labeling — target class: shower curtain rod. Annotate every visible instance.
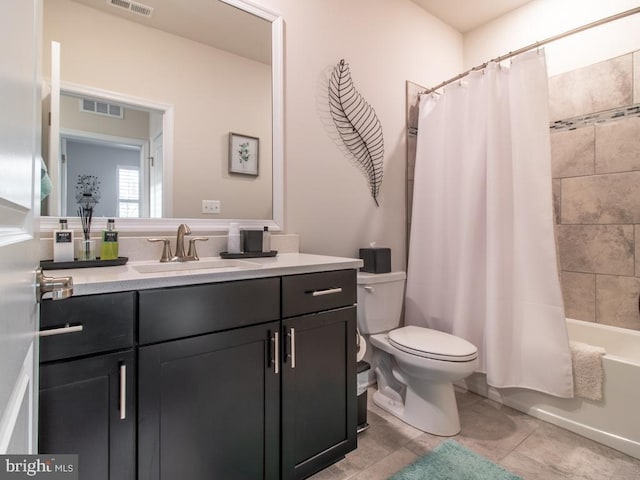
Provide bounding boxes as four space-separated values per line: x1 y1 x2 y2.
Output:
422 6 640 95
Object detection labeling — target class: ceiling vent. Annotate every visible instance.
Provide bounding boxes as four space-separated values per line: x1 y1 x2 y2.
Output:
80 98 124 119
107 0 154 18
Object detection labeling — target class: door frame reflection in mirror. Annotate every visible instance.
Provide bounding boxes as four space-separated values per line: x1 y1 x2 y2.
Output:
55 83 172 219
40 0 284 233
60 130 149 218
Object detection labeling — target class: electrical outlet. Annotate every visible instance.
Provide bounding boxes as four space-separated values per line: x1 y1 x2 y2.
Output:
202 200 221 214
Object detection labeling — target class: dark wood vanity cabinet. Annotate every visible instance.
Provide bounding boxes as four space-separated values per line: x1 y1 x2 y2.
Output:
137 278 281 480
138 321 281 479
39 292 136 480
281 270 357 480
39 269 357 480
137 272 357 480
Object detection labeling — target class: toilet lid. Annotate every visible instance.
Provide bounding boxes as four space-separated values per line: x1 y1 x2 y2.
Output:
388 326 478 362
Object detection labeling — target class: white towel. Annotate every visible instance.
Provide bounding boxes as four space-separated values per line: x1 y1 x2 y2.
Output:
41 157 52 201
570 340 606 401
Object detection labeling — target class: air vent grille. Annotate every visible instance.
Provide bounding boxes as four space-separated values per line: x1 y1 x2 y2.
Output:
107 0 154 18
80 98 124 119
110 0 129 8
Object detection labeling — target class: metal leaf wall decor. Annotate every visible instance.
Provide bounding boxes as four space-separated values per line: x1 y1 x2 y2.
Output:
329 59 384 206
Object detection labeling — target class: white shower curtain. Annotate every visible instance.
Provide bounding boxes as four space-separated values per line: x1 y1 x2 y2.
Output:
405 50 574 398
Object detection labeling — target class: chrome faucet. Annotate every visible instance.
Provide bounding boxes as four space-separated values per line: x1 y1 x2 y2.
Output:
174 223 192 261
147 223 208 262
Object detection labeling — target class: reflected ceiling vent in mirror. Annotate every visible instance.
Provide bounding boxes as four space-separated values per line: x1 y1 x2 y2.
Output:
80 98 124 119
107 0 154 18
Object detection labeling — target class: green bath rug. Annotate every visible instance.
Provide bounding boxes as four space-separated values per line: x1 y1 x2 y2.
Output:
389 439 522 480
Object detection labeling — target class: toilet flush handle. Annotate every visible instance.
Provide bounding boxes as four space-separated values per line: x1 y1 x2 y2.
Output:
364 286 375 293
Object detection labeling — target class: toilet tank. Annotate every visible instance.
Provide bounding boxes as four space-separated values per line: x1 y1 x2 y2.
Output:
357 271 406 334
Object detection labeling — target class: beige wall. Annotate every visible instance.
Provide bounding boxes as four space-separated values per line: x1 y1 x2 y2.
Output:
60 94 150 140
249 0 463 269
44 0 272 220
463 0 640 76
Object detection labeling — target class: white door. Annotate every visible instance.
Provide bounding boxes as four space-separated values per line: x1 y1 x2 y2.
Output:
0 0 42 453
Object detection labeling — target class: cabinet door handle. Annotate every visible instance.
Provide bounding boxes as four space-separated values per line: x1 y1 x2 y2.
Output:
310 287 343 297
39 324 83 337
272 331 280 374
119 364 126 420
288 328 296 369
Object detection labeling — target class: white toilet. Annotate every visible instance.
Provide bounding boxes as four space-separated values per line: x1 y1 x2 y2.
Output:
357 271 478 436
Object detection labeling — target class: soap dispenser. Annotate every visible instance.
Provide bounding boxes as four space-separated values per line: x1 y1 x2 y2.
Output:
100 218 119 260
53 218 74 262
262 226 271 253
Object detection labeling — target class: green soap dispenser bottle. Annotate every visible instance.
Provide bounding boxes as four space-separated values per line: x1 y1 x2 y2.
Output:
100 218 119 260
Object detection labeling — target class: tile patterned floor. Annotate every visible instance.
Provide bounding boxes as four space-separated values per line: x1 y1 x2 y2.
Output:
310 387 640 480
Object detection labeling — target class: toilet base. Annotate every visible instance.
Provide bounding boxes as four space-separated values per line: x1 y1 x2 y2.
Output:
373 380 461 436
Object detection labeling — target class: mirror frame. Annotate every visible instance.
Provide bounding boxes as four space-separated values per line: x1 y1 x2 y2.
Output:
40 0 284 233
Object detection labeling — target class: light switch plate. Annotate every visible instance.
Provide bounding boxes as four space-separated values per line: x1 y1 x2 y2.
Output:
202 200 221 214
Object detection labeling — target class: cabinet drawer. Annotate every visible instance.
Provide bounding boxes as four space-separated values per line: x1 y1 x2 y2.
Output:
138 277 280 345
282 270 356 318
40 292 136 363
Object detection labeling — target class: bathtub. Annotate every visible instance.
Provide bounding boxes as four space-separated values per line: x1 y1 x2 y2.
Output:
459 318 640 460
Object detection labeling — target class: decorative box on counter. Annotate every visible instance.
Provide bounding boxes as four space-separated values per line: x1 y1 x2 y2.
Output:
241 230 264 253
359 246 391 273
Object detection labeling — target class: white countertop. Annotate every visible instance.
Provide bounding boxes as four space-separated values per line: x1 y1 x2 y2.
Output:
45 253 363 296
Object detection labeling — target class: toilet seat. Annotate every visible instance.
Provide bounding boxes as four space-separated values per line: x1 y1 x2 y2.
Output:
388 326 478 362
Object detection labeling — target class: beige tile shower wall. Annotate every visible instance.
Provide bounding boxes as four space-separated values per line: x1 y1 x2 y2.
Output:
557 225 634 276
552 50 640 331
562 171 640 224
550 127 594 178
548 54 633 121
595 117 640 173
561 272 596 322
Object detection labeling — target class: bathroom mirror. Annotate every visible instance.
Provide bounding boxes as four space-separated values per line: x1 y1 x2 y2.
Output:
41 0 283 232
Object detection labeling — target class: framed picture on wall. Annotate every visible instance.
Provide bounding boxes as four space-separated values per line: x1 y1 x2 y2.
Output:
229 132 259 176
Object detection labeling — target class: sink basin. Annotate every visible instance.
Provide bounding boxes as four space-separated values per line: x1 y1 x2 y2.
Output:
133 259 262 274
